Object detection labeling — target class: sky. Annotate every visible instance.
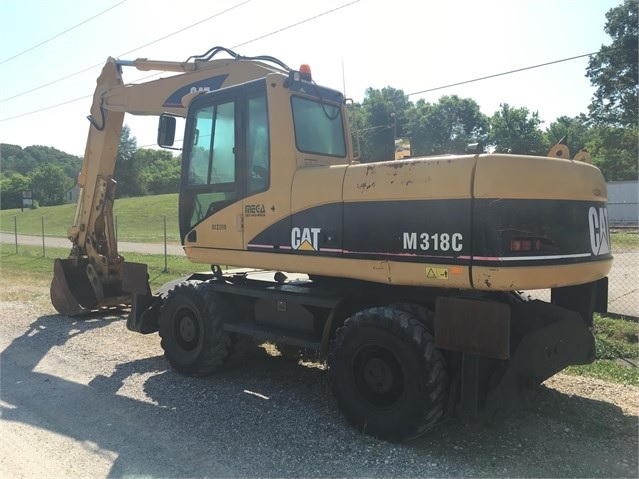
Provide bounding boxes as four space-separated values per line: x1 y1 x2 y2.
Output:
0 0 622 157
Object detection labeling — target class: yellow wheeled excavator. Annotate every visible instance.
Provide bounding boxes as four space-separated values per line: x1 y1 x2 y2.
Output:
51 46 612 441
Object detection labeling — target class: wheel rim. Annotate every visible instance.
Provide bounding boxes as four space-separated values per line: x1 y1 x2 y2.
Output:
353 344 404 409
174 307 201 351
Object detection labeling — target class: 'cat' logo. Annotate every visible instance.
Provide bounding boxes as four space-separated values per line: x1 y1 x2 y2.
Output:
291 227 320 251
588 206 610 256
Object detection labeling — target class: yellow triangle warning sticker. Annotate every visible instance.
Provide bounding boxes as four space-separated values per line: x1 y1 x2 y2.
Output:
425 267 449 280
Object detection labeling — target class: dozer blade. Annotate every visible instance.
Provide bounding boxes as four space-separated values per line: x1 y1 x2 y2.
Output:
51 258 131 316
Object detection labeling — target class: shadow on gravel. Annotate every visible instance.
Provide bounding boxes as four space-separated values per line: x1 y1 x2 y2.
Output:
1 313 637 478
408 385 638 478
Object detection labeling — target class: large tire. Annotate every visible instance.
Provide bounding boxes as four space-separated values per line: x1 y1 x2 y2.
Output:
158 281 231 376
328 307 448 441
388 302 435 332
224 332 255 367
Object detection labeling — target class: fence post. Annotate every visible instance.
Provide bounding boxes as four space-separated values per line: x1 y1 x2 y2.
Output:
115 215 118 244
41 216 45 257
14 215 18 254
163 214 168 273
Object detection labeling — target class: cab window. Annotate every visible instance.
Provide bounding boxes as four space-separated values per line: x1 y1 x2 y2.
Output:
188 101 236 186
291 96 346 157
247 94 269 194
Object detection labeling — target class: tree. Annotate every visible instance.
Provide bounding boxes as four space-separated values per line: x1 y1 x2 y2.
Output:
586 1 638 127
0 171 31 209
358 87 411 162
0 143 37 175
583 2 638 181
587 126 638 181
488 104 547 155
137 148 181 195
113 125 140 197
545 115 591 155
23 145 82 180
29 164 71 206
406 95 488 156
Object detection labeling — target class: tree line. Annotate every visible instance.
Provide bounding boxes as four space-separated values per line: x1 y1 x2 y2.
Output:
357 1 637 182
1 2 635 210
356 94 636 182
0 131 181 209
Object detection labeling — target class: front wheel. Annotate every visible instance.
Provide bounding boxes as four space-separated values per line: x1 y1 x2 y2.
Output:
158 281 231 376
328 307 448 441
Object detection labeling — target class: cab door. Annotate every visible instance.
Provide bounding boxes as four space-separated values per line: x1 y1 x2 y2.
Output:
179 92 244 250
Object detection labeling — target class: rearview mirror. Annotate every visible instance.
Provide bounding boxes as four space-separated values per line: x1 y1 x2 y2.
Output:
157 114 176 148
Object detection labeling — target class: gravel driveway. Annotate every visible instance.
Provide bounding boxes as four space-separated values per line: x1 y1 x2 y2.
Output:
0 281 637 478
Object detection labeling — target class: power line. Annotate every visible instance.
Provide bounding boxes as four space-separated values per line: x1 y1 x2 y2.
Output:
405 50 616 97
0 64 100 104
131 0 361 144
0 46 601 124
0 94 92 122
0 0 253 103
0 0 362 121
0 0 128 65
233 0 360 48
127 0 362 85
119 0 253 59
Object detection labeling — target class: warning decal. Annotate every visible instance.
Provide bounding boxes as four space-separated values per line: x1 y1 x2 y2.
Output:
426 267 449 280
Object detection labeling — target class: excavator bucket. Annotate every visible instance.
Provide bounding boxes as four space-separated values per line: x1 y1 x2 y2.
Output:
51 258 132 316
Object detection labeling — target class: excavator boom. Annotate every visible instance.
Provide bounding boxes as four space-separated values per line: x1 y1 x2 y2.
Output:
51 48 288 315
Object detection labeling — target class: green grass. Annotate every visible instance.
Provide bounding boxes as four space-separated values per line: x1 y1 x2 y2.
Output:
610 231 639 247
0 193 180 243
0 243 198 291
592 315 639 359
565 361 638 386
563 313 638 386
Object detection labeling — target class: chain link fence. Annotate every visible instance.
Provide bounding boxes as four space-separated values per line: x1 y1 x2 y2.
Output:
2 215 638 318
524 228 638 318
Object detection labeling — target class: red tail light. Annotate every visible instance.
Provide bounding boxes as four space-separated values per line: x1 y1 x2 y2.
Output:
510 238 542 252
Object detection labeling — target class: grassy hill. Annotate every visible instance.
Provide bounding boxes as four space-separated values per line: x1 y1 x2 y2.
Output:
0 193 180 243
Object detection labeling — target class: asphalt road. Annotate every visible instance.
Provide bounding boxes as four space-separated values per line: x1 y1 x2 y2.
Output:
0 232 185 256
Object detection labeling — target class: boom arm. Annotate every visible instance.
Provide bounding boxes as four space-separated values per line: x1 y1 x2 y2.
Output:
52 50 287 316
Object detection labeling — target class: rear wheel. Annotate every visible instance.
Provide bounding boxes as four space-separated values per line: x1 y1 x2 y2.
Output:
328 307 448 441
158 281 231 376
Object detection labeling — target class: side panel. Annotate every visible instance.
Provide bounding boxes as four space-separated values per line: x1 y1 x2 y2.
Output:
342 199 471 264
248 200 471 262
